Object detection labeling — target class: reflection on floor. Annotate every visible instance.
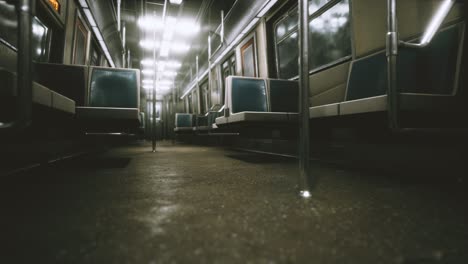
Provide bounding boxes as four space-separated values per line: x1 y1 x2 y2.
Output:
1 141 467 263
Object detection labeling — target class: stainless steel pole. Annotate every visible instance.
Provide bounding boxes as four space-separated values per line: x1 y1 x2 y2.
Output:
298 0 312 197
208 33 212 112
196 55 200 114
1 0 34 130
151 12 157 152
386 0 399 129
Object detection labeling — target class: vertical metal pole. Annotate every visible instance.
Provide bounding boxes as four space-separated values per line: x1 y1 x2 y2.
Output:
17 0 34 127
386 0 399 129
208 34 212 113
1 0 34 130
220 10 224 44
196 55 200 114
117 0 121 31
298 0 312 197
127 49 131 68
152 12 157 152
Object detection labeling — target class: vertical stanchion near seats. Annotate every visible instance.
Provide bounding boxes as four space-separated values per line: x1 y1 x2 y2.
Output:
0 0 34 130
151 11 158 152
298 0 312 198
386 0 399 130
196 55 200 114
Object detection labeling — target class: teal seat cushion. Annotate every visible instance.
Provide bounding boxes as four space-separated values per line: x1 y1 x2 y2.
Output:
90 68 138 108
176 114 193 127
269 79 298 112
346 23 462 101
231 78 267 113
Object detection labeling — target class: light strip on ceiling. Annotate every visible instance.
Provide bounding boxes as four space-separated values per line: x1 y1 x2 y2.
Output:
78 0 115 67
180 0 278 99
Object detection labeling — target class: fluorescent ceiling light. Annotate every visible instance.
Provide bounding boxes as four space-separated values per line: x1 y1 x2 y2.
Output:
139 40 160 50
158 80 173 86
421 0 453 45
163 71 177 77
142 69 155 75
142 79 153 84
138 16 163 31
163 30 174 41
141 59 156 67
169 0 182 5
231 33 244 47
92 27 103 41
78 0 88 8
160 46 169 57
165 61 182 68
169 42 190 53
175 20 200 35
83 9 96 27
143 84 153 90
257 0 278 17
241 18 259 34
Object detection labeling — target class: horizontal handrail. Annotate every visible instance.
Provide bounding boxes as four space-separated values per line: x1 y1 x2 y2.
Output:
399 0 455 48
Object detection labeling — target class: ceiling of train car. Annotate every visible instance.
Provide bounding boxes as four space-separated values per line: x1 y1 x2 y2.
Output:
122 0 207 98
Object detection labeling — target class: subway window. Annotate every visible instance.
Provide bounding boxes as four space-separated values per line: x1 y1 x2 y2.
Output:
0 2 50 63
241 37 257 77
221 53 236 104
273 0 351 79
72 15 89 65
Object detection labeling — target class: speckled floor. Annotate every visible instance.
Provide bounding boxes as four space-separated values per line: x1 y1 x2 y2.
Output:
1 141 467 263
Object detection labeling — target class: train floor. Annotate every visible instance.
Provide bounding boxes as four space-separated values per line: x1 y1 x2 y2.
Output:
1 141 467 263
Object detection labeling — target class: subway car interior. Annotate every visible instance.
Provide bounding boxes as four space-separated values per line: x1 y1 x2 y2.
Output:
1 0 468 262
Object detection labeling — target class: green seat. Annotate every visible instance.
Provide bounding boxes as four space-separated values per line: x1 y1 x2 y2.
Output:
346 23 462 101
268 79 298 112
231 77 267 113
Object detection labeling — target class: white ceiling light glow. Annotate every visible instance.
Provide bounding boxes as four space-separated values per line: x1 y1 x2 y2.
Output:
169 0 183 5
142 69 155 76
138 6 197 96
139 40 160 50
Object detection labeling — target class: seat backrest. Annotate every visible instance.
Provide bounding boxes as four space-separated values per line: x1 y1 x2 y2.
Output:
196 115 208 126
34 63 87 105
228 76 267 114
346 23 463 101
89 67 140 108
268 79 298 112
175 113 193 127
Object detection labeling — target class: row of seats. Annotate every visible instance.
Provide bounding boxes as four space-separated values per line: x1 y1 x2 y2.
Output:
34 63 142 132
1 63 142 133
216 76 298 126
212 22 463 129
174 105 223 134
0 68 75 122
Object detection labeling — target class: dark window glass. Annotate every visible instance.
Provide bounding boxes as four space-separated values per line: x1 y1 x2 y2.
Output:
192 90 199 113
221 54 236 104
73 17 88 65
241 38 256 77
32 17 49 62
187 94 193 113
274 0 351 79
200 81 208 114
90 41 101 66
277 32 299 79
0 2 49 62
309 0 330 14
308 0 351 69
276 10 298 40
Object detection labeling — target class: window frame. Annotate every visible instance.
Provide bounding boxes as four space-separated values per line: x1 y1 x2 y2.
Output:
221 52 236 105
72 12 90 65
240 35 258 77
273 0 352 80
